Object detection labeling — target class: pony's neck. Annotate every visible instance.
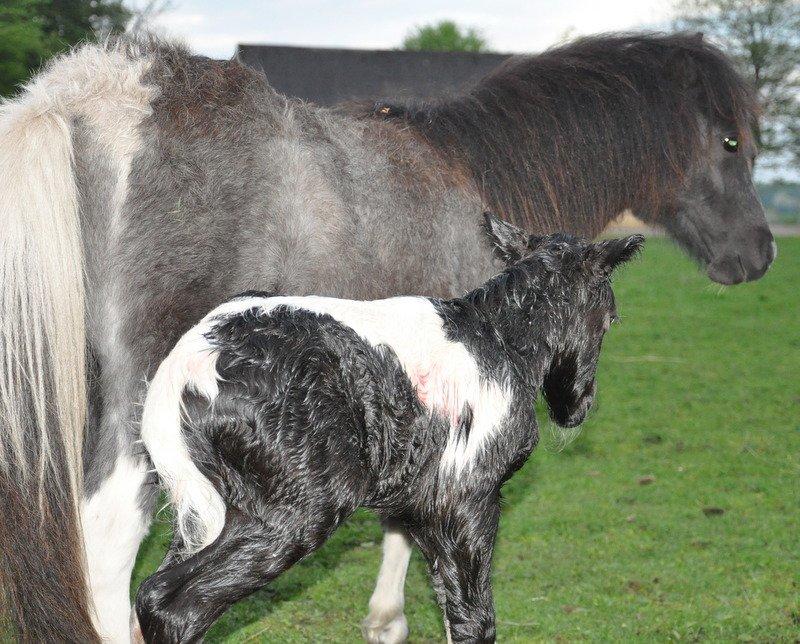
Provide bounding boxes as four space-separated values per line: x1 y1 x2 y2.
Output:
434 95 635 237
381 52 681 236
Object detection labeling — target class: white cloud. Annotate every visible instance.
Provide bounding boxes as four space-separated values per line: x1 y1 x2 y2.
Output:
155 11 207 29
150 0 676 58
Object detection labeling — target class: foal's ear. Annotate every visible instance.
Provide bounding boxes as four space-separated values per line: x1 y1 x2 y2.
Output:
482 212 530 263
590 235 645 274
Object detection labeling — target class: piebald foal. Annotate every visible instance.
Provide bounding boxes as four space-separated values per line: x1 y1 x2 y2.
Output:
136 215 643 642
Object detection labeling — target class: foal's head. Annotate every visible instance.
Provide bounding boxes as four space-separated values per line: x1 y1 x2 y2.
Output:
483 214 644 428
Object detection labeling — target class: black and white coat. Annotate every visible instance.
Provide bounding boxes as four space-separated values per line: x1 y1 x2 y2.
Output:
137 216 643 643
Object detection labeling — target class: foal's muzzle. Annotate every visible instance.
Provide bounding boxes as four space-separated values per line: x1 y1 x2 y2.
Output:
550 381 596 428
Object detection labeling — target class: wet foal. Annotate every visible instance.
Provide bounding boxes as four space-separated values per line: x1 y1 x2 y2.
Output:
136 215 643 642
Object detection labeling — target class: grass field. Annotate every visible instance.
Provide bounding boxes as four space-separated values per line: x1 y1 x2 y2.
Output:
132 238 800 642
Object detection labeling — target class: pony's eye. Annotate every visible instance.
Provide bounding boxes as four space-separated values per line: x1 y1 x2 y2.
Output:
722 136 739 153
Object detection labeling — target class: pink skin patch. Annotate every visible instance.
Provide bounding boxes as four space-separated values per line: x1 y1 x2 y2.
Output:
408 365 462 428
411 370 430 406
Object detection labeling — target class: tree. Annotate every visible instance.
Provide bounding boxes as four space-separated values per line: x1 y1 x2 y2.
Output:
127 0 173 35
0 0 48 96
402 20 489 53
674 0 800 172
0 0 130 97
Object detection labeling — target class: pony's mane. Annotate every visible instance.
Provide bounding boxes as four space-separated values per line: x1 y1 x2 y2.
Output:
354 33 758 236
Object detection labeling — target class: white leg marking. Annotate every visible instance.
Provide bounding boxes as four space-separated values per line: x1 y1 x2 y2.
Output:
130 607 144 644
445 618 454 644
362 527 412 644
82 455 150 643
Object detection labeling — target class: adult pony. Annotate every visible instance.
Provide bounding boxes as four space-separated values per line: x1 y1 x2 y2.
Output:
0 32 772 642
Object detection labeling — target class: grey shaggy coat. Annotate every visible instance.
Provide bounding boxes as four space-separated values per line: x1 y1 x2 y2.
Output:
0 32 771 642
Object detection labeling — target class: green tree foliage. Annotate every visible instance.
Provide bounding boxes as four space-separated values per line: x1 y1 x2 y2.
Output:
0 0 130 97
0 0 47 96
402 20 489 53
674 0 800 172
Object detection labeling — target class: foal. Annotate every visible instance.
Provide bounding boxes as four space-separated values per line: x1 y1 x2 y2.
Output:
136 215 643 642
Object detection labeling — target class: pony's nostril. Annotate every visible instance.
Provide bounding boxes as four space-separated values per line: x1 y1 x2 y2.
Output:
756 228 776 268
707 256 745 285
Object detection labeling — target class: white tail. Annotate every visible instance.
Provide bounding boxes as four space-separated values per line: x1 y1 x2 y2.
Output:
0 79 95 640
0 80 85 511
0 36 165 640
141 321 227 556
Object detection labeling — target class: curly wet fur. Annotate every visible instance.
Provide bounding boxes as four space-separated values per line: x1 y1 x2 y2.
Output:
136 222 643 642
0 30 771 641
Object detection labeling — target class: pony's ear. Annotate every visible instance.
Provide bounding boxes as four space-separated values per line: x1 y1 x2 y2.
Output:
668 46 699 90
590 235 645 274
482 212 529 263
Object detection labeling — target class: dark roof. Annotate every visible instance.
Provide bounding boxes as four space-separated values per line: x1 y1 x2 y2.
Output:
235 44 511 106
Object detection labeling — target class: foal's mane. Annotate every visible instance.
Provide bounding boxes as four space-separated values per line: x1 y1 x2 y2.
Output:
354 33 758 236
463 234 583 313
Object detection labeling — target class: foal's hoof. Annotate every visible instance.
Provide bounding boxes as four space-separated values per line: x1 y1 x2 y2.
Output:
361 612 409 644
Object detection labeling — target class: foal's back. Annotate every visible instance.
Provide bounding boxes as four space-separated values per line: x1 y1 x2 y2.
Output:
136 294 470 641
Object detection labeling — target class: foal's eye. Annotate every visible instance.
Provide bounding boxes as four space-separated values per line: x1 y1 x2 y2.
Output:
722 136 739 153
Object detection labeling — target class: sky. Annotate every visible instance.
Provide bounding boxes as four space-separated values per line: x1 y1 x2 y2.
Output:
147 0 676 58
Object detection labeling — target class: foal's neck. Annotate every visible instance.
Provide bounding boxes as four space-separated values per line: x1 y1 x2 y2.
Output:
446 268 564 383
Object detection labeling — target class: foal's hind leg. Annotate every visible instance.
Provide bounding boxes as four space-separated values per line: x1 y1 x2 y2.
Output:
362 522 413 644
136 507 333 643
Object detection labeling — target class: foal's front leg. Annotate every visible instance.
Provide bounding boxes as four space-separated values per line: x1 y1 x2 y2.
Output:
412 501 500 643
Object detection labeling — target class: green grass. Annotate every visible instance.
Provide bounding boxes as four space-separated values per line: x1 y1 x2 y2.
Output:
132 238 800 642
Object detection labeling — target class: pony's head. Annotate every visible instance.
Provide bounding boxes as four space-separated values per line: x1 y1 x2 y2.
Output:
665 118 775 284
373 33 774 285
483 214 644 428
653 36 775 284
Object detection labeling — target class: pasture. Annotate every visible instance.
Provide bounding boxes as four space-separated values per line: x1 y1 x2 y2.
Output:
132 237 799 642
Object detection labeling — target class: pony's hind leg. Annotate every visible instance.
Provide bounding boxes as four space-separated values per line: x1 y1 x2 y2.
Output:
136 507 331 644
81 346 157 642
81 449 152 642
362 522 413 644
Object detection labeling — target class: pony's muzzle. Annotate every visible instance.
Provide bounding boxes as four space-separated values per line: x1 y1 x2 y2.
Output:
707 226 776 285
